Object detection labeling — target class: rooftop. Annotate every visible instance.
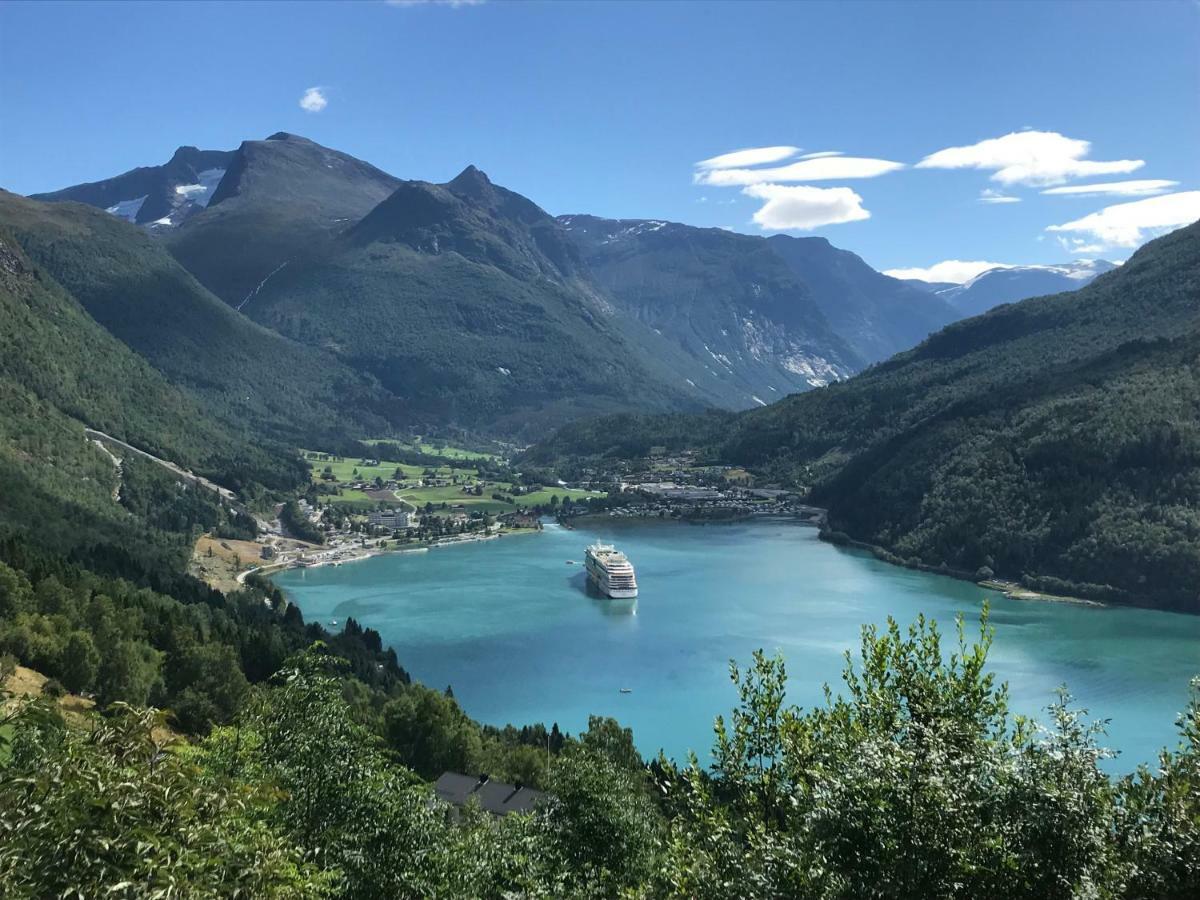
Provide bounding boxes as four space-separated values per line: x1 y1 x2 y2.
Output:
434 772 546 817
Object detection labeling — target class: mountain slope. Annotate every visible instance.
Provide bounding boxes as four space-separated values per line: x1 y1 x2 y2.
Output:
532 222 1200 610
244 169 701 435
0 191 402 447
558 215 862 406
30 133 962 431
31 145 234 227
737 225 1199 608
0 220 309 581
165 133 402 306
765 234 960 364
934 260 1117 318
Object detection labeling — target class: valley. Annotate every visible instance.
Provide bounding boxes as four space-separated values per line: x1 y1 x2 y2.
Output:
2 4 1198 891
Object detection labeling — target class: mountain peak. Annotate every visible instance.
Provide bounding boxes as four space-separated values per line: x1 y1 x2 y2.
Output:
447 165 493 197
264 131 311 143
169 145 202 161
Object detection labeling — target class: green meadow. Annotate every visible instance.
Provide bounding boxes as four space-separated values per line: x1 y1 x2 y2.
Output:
302 449 604 517
359 437 502 462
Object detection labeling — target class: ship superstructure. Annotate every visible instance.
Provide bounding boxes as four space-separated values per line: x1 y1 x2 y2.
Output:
584 542 638 599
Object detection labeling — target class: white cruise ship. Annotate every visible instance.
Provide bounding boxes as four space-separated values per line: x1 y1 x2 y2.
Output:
584 542 638 599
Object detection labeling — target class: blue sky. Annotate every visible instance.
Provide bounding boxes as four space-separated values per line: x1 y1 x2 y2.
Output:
1 0 1197 278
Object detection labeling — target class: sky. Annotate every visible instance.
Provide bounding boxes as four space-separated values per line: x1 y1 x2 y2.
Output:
1 0 1198 279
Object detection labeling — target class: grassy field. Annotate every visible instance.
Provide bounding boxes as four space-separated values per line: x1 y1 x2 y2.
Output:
302 451 477 484
516 487 603 506
360 437 501 462
322 488 374 504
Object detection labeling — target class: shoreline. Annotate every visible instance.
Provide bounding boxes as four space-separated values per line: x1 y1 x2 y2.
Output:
817 530 1107 609
261 526 545 582
260 515 1118 615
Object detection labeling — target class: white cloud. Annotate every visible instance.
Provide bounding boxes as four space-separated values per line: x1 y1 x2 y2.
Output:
883 260 1014 284
696 146 800 170
696 155 904 187
299 87 328 113
1041 179 1179 197
742 183 870 231
1055 238 1108 255
1046 191 1200 247
798 150 844 159
917 130 1143 186
980 188 1020 204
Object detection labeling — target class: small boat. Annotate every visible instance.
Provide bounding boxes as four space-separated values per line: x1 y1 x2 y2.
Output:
619 688 633 694
329 619 338 626
566 560 575 565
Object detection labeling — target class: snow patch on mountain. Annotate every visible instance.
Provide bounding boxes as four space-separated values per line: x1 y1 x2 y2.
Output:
173 168 226 208
106 196 148 223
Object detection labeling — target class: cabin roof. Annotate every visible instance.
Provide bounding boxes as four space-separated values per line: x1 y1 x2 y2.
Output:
434 771 546 817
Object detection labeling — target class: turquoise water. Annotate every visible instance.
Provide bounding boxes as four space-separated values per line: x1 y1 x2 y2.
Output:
274 520 1200 771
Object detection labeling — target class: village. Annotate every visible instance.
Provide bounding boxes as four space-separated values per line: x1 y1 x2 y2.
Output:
554 446 826 525
188 441 824 592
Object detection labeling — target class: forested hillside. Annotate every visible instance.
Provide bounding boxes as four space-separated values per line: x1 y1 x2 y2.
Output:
0 191 405 446
3 605 1197 898
0 221 311 585
530 222 1200 611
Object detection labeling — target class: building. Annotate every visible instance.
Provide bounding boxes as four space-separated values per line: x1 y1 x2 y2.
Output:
367 508 411 530
637 482 723 501
434 772 546 818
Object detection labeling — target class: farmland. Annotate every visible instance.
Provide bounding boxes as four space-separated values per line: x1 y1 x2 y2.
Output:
301 448 603 517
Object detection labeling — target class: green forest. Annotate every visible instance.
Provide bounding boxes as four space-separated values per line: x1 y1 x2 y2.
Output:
3 603 1198 898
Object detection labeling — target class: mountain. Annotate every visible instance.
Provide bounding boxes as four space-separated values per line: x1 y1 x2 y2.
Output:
0 214 308 575
31 145 235 228
531 222 1200 611
558 215 861 406
30 132 1056 436
764 234 960 364
902 279 958 294
164 132 403 306
0 191 403 448
933 260 1118 318
241 168 701 436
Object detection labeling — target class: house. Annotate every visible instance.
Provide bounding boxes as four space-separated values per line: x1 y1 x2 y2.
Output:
434 772 546 818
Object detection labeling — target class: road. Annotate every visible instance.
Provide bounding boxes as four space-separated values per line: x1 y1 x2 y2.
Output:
84 427 246 514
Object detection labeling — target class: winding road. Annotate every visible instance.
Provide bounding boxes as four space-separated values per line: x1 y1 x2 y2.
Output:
84 428 246 513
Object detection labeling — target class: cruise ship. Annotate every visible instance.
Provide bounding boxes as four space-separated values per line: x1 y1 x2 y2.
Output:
584 542 638 599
